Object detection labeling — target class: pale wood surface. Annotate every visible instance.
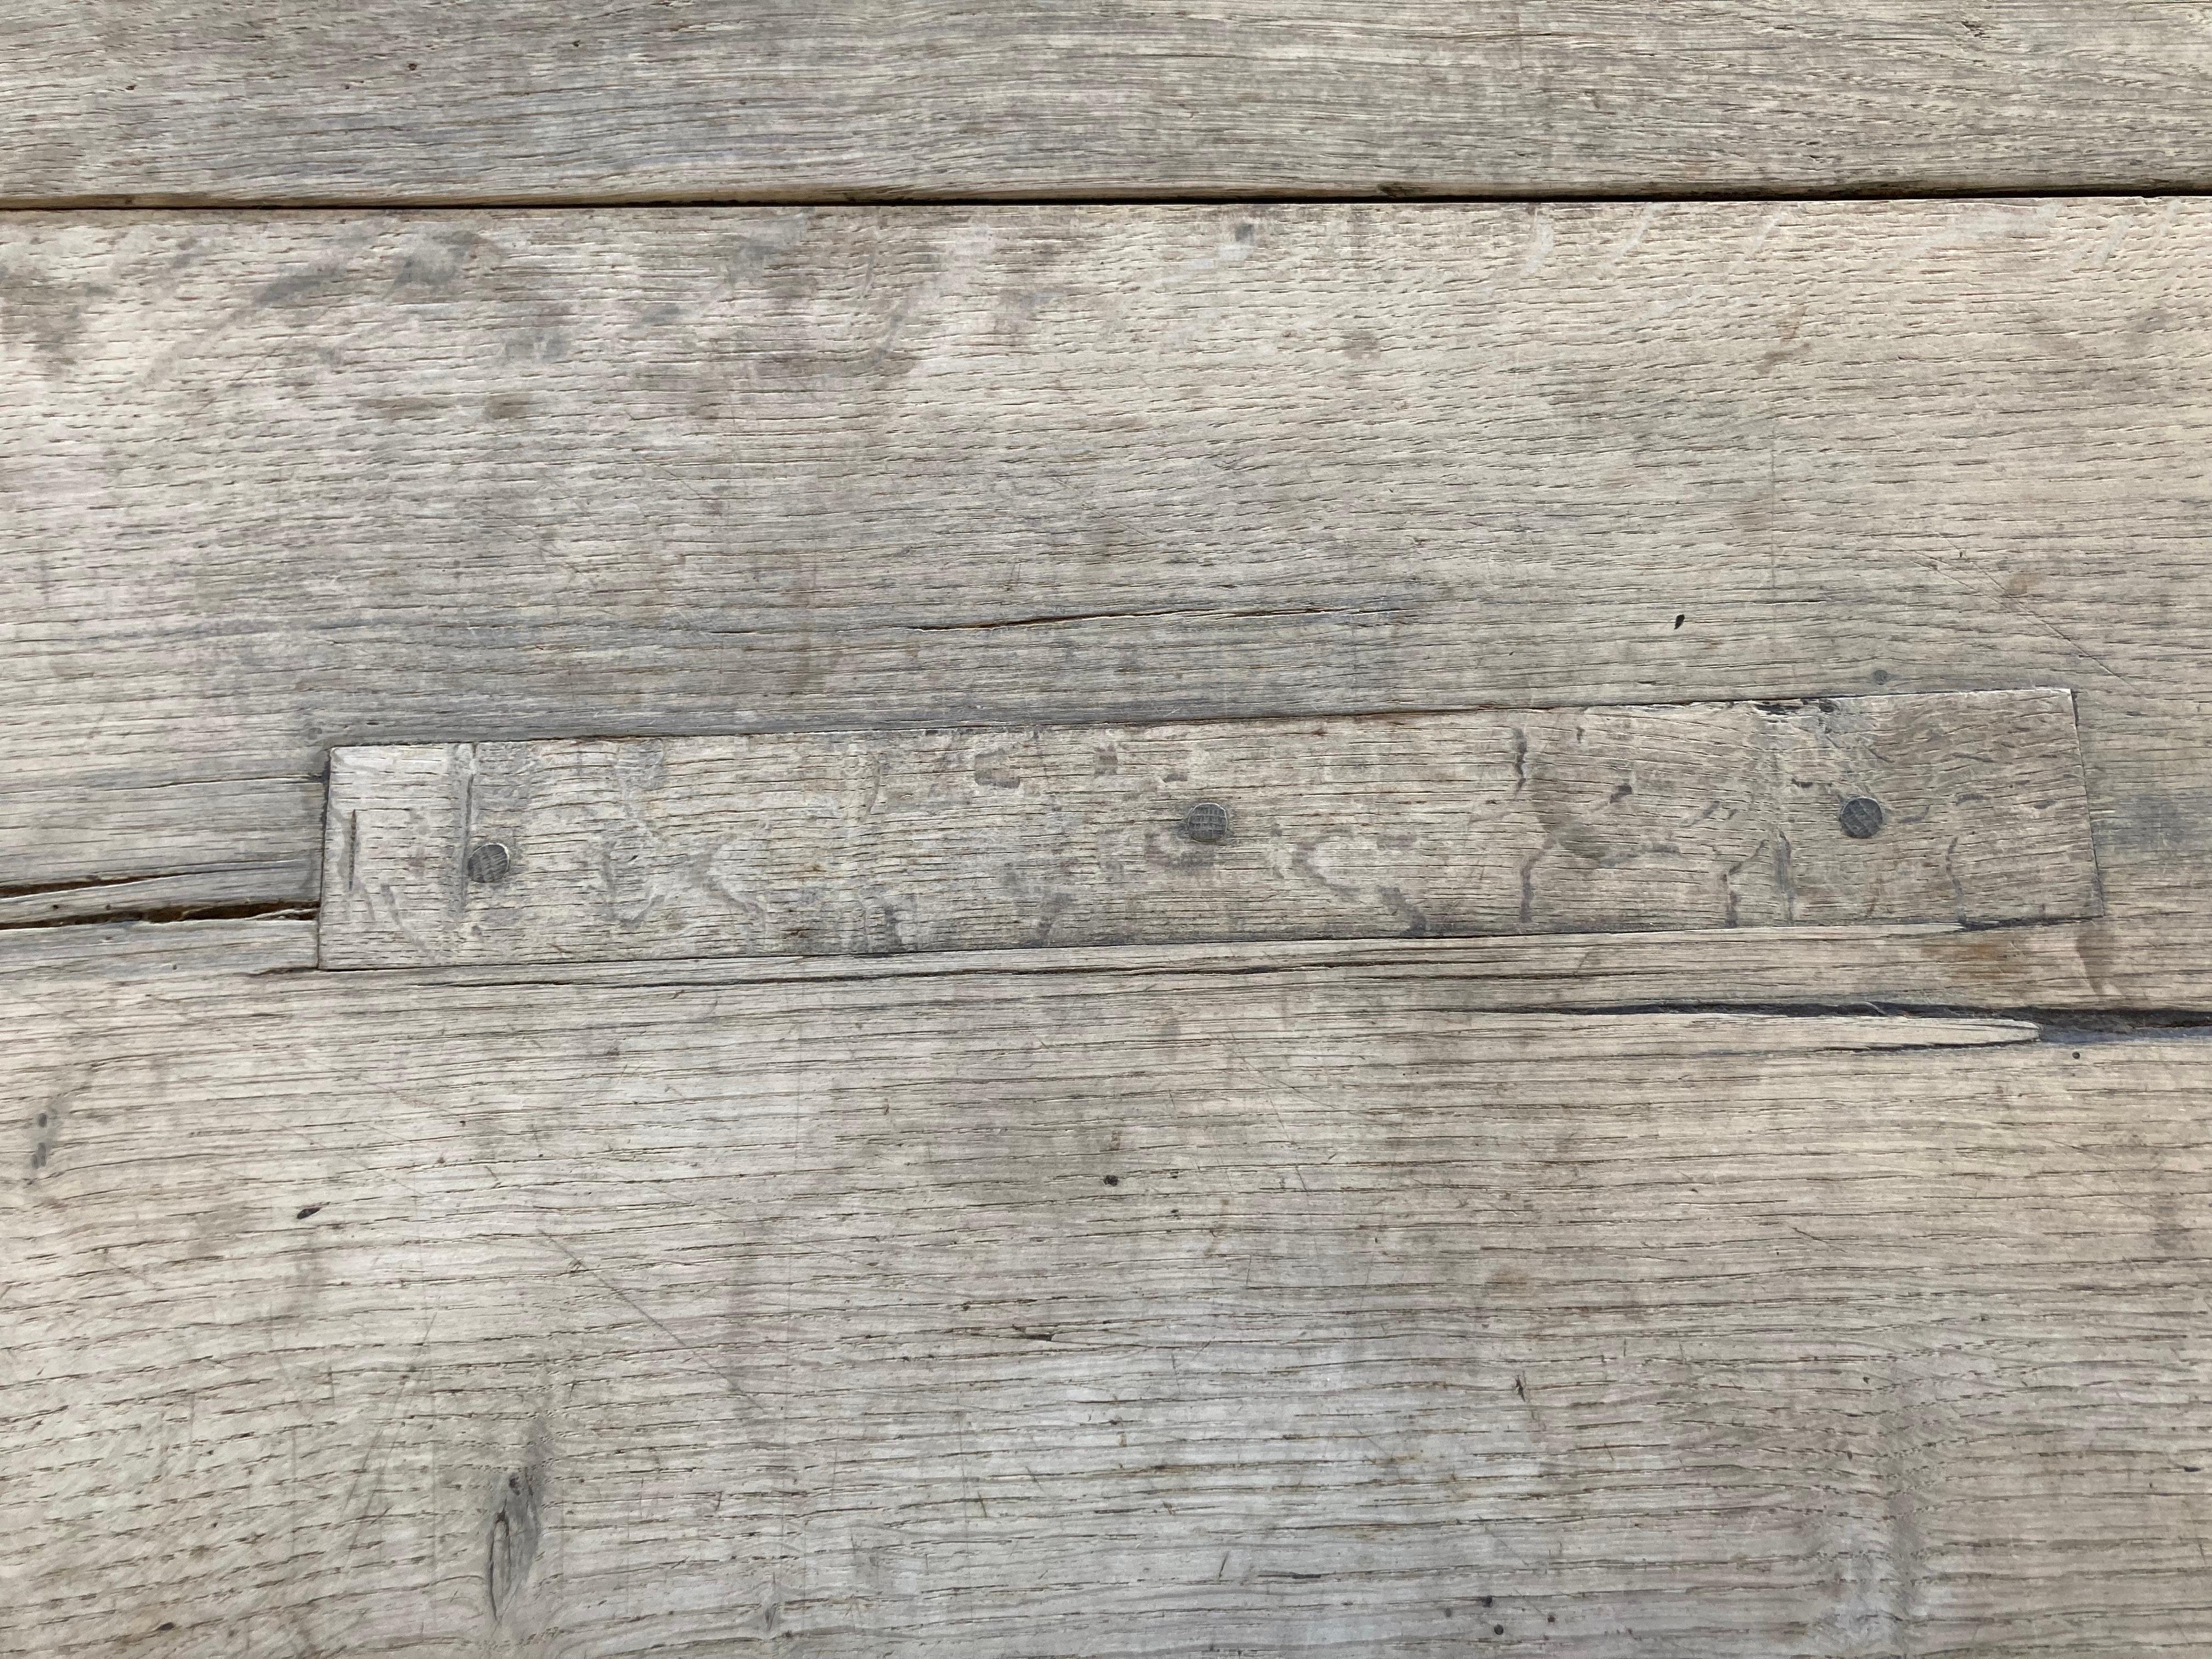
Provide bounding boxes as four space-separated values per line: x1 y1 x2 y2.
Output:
7 4 2212 204
0 914 2159 1022
14 924 2212 1658
9 201 2212 1006
318 692 2097 968
10 26 2209 1659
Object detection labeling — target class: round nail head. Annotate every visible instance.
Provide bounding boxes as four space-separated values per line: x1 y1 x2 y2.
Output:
466 840 512 884
1180 802 1229 845
1838 797 1886 840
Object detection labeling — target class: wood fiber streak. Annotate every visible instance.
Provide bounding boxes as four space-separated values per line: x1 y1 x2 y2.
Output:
0 915 2145 1019
7 201 2212 1003
317 692 2098 968
3 928 2207 1656
5 3 2212 202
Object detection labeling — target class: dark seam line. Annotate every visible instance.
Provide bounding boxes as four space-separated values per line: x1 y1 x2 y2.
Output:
0 866 306 901
13 918 2210 1030
0 902 315 931
3 184 2211 214
273 961 2212 1034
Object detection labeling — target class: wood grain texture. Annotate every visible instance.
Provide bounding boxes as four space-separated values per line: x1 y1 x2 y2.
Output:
6 923 2208 1657
0 918 317 982
0 915 2149 1020
8 200 2212 1004
318 692 2098 968
7 3 2212 203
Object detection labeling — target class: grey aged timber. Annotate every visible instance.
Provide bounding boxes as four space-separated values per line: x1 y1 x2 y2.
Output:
7 922 2210 1656
10 7 2212 1656
5 3 2212 202
317 692 2097 968
7 201 2209 1006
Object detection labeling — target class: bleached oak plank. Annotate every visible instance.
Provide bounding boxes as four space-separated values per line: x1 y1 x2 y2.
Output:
0 776 324 916
8 201 2212 1003
317 692 2097 968
0 918 317 982
4 926 2205 1657
0 915 2143 1021
5 3 2212 203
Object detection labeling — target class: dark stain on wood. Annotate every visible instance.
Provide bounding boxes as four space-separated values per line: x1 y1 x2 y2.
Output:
486 1462 544 1618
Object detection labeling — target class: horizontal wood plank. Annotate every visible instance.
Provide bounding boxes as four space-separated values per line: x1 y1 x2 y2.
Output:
4 926 2207 1656
318 692 2097 967
0 915 2158 1023
7 5 2212 202
8 201 2212 1004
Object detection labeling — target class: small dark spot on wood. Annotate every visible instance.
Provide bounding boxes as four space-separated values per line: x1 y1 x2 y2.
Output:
1548 1615 1556 1624
1871 668 1891 683
35 1113 47 1127
466 841 512 884
1480 1595 1494 1607
1180 802 1229 844
1838 796 1886 839
1234 223 1255 242
1103 1175 1120 1187
296 1203 323 1220
31 1144 46 1170
405 60 419 69
1673 613 1685 629
156 1623 174 1633
2185 1465 2203 1472
1494 1626 1505 1636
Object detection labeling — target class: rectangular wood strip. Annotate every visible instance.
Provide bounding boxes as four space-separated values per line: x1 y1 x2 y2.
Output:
9 201 2209 1005
318 690 2097 968
5 927 2207 1656
7 4 2212 202
0 914 2157 1022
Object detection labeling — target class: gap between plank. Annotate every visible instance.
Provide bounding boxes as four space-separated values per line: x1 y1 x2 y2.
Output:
19 913 2212 1037
0 902 317 932
7 184 2212 214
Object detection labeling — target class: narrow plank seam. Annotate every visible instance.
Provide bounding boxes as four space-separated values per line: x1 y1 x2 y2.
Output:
5 184 2212 213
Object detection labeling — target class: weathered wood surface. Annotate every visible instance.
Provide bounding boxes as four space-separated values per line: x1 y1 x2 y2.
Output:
8 200 2212 1003
0 914 2172 1022
7 4 2212 204
16 925 2212 1656
319 692 2097 968
0 775 321 926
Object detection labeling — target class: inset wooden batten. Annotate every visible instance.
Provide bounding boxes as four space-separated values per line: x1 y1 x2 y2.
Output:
319 689 2097 968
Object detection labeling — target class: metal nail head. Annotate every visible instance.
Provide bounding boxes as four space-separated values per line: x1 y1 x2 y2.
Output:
1837 797 1886 840
466 840 512 884
1180 802 1229 845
